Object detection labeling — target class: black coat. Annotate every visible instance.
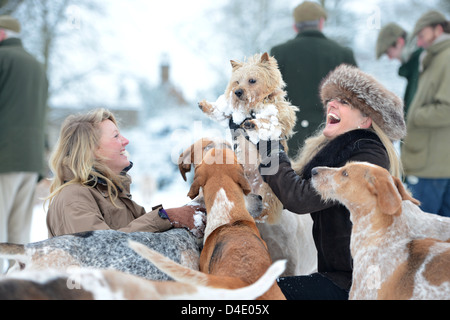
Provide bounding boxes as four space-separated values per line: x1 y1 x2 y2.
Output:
263 130 389 290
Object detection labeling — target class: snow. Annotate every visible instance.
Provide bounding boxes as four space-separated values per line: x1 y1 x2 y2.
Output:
202 93 282 145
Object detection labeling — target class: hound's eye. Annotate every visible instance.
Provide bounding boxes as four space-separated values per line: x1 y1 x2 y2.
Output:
342 170 348 177
236 81 239 85
249 79 256 84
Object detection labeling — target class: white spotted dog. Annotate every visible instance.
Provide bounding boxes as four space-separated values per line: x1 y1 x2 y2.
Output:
0 229 200 281
0 241 286 300
311 162 450 300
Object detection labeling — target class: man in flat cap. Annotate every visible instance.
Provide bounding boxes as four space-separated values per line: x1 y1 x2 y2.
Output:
376 23 422 115
0 15 48 272
401 11 450 217
270 1 357 157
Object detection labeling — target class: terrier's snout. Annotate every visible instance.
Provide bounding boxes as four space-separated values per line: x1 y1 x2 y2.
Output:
235 89 244 98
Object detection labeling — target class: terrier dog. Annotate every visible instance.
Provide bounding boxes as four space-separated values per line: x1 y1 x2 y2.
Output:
199 53 297 146
198 52 298 224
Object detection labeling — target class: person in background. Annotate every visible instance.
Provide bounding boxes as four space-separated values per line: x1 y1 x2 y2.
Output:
270 1 357 157
0 15 48 272
46 108 205 238
401 10 450 217
376 22 423 115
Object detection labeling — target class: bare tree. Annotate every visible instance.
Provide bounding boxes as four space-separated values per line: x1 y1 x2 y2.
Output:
2 0 105 103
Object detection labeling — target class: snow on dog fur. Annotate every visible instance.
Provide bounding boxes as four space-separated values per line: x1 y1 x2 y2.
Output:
311 162 450 299
198 52 298 146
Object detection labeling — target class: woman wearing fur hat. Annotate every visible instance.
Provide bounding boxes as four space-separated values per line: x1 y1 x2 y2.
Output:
255 64 405 299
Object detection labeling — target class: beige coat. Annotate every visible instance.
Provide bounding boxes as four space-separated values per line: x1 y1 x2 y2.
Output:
401 35 450 178
46 170 171 237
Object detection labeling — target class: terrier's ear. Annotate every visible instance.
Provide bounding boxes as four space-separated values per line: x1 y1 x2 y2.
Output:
230 60 243 70
260 52 270 63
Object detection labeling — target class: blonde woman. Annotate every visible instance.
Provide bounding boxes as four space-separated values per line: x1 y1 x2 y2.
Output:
255 65 406 299
46 109 204 238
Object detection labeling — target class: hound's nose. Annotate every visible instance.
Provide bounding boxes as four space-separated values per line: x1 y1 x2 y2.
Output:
235 89 243 98
311 168 319 176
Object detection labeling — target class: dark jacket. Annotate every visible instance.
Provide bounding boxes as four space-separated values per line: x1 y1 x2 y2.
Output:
398 47 423 115
270 30 357 156
262 130 389 290
0 38 48 175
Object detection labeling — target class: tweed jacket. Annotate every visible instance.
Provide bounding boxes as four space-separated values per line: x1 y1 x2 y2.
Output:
263 130 389 291
270 30 357 155
401 35 450 178
47 166 171 237
0 38 48 175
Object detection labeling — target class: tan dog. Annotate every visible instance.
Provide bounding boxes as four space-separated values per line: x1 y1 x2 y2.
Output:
0 241 286 300
186 147 285 299
311 162 450 300
178 138 317 277
178 137 232 182
198 52 298 145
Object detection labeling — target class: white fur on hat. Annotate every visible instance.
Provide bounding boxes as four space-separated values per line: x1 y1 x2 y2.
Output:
320 64 406 141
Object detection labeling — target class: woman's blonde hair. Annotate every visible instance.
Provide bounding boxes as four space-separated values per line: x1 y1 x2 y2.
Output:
46 108 127 207
292 123 403 179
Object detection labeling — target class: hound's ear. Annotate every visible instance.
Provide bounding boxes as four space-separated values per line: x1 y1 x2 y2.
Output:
371 174 403 215
392 176 421 206
187 170 206 199
260 52 270 63
178 138 213 181
178 147 194 181
230 60 243 71
234 170 251 196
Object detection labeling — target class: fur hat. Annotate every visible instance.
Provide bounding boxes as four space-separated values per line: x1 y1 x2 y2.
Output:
0 15 21 33
320 64 406 141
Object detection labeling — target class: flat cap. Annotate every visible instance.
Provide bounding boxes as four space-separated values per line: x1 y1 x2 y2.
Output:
376 23 405 59
293 1 327 23
413 10 447 36
0 15 21 33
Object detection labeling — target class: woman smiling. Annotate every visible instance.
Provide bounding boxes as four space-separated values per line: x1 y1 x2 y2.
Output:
256 64 406 299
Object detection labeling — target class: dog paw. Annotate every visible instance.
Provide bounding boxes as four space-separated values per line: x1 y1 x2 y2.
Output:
198 100 213 113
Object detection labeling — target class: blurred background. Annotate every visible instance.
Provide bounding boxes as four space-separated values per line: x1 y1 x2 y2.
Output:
1 0 449 240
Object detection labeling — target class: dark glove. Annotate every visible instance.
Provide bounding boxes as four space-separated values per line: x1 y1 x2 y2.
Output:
256 139 284 159
229 117 253 149
228 117 241 131
257 139 286 177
